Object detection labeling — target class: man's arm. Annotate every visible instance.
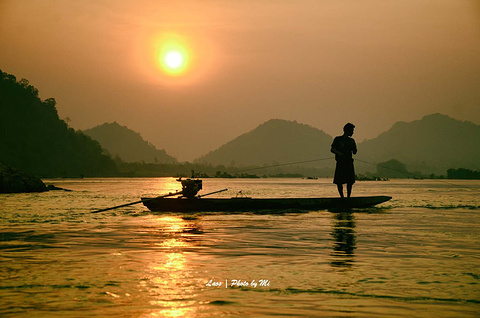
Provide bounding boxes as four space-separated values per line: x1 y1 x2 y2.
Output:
331 146 343 156
331 137 343 156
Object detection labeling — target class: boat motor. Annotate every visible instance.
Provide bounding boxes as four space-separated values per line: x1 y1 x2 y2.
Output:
178 178 203 198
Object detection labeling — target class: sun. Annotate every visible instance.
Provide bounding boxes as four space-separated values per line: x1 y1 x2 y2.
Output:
158 42 190 76
144 32 215 84
165 51 183 69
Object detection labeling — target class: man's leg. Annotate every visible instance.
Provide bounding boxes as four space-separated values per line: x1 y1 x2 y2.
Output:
346 183 353 198
337 184 344 198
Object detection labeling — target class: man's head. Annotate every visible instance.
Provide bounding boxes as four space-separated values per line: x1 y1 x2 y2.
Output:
343 123 355 136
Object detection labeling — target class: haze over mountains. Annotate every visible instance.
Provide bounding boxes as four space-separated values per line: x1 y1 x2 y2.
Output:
193 114 480 174
85 114 480 175
359 114 480 172
83 122 177 164
4 68 478 178
195 119 333 167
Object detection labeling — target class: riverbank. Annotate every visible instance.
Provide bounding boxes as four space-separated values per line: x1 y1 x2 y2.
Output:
0 163 47 193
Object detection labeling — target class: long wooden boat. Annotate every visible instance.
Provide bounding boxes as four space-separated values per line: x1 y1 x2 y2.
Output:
141 195 392 212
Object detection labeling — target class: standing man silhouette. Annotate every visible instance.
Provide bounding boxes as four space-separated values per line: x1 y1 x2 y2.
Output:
331 123 357 198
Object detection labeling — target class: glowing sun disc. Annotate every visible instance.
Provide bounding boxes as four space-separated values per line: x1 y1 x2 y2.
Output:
158 43 189 75
165 51 183 69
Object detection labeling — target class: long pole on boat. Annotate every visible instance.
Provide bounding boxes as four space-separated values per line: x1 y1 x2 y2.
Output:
197 188 228 198
91 190 183 213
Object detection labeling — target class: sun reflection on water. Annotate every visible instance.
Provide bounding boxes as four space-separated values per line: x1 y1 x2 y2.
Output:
158 216 185 233
149 306 195 318
153 252 186 271
141 216 202 317
143 178 182 197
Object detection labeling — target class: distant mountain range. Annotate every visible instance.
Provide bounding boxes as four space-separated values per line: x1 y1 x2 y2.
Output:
195 119 334 167
194 114 480 174
83 122 177 164
81 114 480 175
11 66 477 178
359 113 480 172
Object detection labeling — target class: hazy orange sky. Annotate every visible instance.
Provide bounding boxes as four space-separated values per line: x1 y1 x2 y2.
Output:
1 0 479 161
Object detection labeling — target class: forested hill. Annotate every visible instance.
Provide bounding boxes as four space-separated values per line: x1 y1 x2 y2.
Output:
195 114 480 175
359 114 480 173
0 70 116 177
83 122 177 164
195 119 333 167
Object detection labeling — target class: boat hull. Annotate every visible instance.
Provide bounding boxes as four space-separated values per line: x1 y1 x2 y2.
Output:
141 196 392 212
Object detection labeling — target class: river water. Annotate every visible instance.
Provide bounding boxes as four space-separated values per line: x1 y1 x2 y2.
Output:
0 178 479 317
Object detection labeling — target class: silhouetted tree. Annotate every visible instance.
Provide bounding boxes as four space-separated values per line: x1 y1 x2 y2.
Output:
447 168 480 179
0 69 117 177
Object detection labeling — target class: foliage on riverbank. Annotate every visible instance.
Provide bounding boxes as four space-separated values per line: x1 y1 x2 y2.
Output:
0 70 117 177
